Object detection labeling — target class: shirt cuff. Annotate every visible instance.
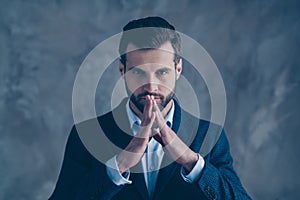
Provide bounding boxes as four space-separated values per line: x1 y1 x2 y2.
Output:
180 154 205 183
105 155 132 186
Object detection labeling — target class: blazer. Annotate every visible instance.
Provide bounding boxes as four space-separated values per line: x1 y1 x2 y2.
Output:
49 98 251 200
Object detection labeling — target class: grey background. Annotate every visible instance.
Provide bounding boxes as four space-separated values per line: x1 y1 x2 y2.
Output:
0 0 299 199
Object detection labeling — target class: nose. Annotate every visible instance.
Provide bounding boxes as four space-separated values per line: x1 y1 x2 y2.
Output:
143 75 159 92
144 82 158 93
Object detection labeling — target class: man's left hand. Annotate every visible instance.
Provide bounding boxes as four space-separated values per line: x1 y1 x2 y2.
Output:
152 100 198 173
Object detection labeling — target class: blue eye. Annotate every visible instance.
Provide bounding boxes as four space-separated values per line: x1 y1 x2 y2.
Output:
131 68 145 75
157 69 169 76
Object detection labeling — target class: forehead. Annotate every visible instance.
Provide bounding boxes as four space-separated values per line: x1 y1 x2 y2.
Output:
125 42 175 67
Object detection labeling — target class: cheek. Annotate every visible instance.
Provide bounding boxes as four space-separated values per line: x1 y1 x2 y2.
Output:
160 78 176 91
158 84 175 94
125 78 143 93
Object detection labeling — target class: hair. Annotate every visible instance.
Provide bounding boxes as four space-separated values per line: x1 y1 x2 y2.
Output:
119 16 181 67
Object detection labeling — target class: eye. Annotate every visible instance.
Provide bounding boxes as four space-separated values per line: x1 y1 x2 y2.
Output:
130 68 145 75
156 69 169 76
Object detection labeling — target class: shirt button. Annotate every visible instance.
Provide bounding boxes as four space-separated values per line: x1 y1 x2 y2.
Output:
166 121 171 127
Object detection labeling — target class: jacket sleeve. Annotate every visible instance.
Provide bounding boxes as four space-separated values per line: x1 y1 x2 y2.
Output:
48 125 124 200
196 130 251 200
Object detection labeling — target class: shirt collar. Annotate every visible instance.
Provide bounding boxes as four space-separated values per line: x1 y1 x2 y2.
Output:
126 99 175 134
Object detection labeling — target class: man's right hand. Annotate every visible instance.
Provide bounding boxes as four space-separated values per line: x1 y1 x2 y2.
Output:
116 95 155 174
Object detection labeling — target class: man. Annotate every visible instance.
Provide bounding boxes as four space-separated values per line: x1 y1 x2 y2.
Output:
49 16 251 199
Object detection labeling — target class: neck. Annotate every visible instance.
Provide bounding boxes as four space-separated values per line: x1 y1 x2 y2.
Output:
129 99 173 120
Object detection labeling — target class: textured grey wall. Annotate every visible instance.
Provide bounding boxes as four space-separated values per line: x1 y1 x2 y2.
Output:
0 0 299 199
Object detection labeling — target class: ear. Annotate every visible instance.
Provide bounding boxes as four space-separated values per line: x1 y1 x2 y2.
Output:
119 59 125 79
175 58 182 80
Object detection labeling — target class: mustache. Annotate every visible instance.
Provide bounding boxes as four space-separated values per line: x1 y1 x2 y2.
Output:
137 92 164 99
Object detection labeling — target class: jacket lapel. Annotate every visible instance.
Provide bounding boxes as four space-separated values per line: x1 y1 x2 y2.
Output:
102 98 133 149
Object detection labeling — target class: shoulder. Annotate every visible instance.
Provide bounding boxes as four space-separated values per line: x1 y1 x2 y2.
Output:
179 106 223 134
73 98 128 131
173 98 222 129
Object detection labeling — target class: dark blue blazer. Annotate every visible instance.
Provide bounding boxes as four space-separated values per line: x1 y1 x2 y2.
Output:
49 99 251 200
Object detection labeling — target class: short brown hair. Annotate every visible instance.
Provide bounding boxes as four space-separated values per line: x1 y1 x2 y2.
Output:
119 16 181 66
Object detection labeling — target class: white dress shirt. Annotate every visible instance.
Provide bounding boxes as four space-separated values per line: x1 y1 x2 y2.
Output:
106 100 205 198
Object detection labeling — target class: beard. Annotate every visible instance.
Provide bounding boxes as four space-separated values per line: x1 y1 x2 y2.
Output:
126 85 175 113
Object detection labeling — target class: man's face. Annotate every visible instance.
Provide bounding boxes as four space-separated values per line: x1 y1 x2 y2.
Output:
120 41 182 113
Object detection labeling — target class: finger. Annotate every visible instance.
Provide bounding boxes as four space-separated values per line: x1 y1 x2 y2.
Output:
148 96 153 118
152 97 159 112
137 111 156 138
145 95 153 118
141 95 153 126
153 100 166 131
143 95 150 115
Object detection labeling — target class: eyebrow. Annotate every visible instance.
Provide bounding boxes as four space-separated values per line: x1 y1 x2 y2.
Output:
127 66 138 71
157 67 172 71
127 66 173 71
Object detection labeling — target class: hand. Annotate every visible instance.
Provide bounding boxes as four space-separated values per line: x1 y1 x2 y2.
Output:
116 95 155 174
152 100 198 173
